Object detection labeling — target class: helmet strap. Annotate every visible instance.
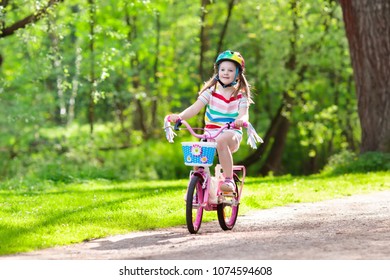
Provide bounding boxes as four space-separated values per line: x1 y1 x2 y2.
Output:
217 79 237 88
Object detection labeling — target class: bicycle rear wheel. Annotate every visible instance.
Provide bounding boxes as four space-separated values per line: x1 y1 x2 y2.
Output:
186 175 204 234
217 184 239 230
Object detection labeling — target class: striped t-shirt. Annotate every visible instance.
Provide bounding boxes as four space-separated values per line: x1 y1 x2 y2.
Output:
198 86 249 134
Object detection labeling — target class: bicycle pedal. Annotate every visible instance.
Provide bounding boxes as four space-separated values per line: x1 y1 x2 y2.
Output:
192 203 201 209
219 193 236 198
218 199 238 206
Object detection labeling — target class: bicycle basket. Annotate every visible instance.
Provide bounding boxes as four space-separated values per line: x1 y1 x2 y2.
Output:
181 142 217 166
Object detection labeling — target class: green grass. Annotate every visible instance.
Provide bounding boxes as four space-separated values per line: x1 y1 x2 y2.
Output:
0 171 389 256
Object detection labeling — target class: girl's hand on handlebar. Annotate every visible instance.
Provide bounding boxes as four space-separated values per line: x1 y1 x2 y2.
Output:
234 119 245 128
168 114 181 123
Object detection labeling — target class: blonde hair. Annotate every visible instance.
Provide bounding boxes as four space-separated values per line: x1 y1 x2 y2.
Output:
199 64 253 104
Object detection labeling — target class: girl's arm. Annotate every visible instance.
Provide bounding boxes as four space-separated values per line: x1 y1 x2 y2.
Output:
234 106 249 127
170 99 205 122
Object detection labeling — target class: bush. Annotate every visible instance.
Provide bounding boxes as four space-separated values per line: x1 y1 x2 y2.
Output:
322 150 390 175
0 124 193 183
25 140 191 182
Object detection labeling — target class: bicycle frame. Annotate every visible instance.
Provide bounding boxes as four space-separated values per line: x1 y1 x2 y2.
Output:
189 164 246 210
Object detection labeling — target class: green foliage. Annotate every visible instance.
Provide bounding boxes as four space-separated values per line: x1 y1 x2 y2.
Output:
322 150 390 175
0 0 365 179
1 123 192 182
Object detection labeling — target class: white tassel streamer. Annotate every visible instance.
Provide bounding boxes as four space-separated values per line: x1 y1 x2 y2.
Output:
246 123 264 149
164 117 176 143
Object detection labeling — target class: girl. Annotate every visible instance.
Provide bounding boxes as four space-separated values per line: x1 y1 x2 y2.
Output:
169 50 253 192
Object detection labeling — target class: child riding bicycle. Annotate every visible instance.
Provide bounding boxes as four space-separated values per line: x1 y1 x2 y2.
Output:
168 50 254 192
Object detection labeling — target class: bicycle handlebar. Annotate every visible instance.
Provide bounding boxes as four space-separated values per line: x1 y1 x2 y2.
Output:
174 118 249 140
164 115 264 149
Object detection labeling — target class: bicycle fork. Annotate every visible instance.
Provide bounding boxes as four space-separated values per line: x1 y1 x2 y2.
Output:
186 167 209 207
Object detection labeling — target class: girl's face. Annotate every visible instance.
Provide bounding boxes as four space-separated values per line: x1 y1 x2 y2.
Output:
218 61 237 85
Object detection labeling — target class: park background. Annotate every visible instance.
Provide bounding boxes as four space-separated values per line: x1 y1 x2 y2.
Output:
1 0 390 255
1 0 389 182
1 0 389 183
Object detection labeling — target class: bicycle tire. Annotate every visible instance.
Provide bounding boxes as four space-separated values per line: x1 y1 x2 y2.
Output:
217 184 239 230
186 175 204 234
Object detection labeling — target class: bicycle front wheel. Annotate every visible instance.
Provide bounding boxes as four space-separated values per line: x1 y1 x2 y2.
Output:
186 175 204 234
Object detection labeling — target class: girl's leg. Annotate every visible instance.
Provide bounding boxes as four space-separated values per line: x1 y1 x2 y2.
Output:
216 132 240 179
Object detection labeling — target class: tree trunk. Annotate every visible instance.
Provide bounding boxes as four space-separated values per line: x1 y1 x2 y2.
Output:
339 0 390 152
260 114 291 176
48 17 67 124
238 103 284 167
216 0 236 55
125 9 148 138
259 93 292 176
197 0 212 127
151 11 161 132
199 0 212 83
68 45 82 126
88 0 96 136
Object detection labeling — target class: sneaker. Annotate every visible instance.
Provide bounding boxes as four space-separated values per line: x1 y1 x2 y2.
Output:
220 178 235 192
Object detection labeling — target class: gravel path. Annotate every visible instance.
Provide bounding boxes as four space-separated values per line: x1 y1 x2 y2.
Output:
2 191 390 260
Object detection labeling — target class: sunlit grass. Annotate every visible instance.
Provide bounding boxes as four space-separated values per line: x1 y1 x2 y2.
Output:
0 171 389 255
241 172 389 212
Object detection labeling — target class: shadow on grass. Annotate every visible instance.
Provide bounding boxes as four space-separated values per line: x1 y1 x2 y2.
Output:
0 182 186 255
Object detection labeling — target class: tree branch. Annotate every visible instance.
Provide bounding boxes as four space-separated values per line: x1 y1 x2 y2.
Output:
0 0 64 38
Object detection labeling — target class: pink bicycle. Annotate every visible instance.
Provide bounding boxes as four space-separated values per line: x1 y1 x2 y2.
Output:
164 116 263 234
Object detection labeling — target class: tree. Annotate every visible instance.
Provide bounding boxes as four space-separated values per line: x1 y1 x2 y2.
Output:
339 0 390 153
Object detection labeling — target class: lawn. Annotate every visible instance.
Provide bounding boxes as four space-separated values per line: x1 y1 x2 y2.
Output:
0 171 389 255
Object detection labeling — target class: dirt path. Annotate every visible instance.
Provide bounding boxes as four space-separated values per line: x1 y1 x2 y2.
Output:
2 191 390 260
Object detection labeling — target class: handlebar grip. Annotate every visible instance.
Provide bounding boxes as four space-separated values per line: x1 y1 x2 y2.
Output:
174 119 182 131
229 121 249 128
